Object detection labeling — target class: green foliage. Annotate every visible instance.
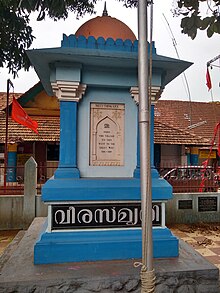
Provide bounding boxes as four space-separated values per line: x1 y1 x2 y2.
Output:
0 0 98 77
117 0 137 8
0 1 33 76
175 0 220 39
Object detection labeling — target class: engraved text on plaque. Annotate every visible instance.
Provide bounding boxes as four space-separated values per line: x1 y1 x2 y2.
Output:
90 103 125 166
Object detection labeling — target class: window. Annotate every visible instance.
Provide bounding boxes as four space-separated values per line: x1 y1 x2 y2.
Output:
47 143 59 161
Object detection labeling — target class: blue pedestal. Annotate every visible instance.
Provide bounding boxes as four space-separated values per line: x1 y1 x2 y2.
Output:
34 175 178 264
42 177 173 202
34 220 178 264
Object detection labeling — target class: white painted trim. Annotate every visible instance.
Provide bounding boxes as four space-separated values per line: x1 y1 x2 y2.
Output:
46 200 141 205
45 200 166 205
51 81 87 102
130 86 163 105
130 87 139 105
51 226 166 233
51 227 142 233
47 205 52 232
161 202 166 227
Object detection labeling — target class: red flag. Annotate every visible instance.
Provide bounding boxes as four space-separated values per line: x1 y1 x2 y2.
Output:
216 122 220 157
206 67 212 91
11 97 38 134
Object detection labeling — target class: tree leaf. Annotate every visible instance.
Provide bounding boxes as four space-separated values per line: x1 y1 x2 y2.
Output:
207 23 215 37
200 17 212 30
213 21 220 33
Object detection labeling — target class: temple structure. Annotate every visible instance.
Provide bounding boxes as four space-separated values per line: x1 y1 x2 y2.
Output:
27 5 192 264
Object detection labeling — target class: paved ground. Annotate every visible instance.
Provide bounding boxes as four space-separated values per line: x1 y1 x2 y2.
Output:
168 222 220 272
1 222 220 271
0 218 219 292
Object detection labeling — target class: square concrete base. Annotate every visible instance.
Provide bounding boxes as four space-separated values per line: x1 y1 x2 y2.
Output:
0 218 219 293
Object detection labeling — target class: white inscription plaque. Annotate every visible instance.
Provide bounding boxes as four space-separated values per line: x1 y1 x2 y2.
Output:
90 103 125 166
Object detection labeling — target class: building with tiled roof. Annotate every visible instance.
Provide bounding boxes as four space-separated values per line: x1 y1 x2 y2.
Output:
155 100 220 144
0 92 21 111
0 82 60 181
0 83 59 141
154 121 210 146
154 100 220 167
0 114 59 143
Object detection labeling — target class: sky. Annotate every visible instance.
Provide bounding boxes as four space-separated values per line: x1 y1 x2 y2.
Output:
0 0 220 103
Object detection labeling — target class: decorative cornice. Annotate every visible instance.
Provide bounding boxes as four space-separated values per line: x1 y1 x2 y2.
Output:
61 34 157 55
150 86 164 104
130 87 139 105
130 86 163 105
51 81 87 102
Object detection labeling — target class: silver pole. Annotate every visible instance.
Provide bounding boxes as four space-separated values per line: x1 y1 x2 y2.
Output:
138 0 153 271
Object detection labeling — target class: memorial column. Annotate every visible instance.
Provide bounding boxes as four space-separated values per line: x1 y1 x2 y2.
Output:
130 86 163 178
52 81 86 178
130 87 140 178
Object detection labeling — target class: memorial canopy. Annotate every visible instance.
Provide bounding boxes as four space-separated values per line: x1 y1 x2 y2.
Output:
27 41 192 97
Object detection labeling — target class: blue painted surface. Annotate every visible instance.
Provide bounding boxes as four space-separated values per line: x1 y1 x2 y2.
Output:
7 152 17 182
134 105 159 179
82 66 138 88
133 113 140 178
27 44 192 97
151 105 155 167
34 225 178 264
55 101 80 178
151 105 161 179
190 154 199 165
55 64 81 82
42 177 172 202
61 34 157 55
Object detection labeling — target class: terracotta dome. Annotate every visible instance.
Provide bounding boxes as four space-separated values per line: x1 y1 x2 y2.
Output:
75 9 136 42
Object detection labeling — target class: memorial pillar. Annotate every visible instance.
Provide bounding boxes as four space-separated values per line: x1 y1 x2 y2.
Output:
51 81 86 178
130 87 140 178
130 86 163 178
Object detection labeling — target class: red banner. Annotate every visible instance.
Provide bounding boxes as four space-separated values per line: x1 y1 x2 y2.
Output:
206 68 212 91
11 97 38 134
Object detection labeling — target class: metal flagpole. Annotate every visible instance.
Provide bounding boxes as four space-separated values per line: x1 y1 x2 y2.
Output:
4 79 14 189
137 0 155 291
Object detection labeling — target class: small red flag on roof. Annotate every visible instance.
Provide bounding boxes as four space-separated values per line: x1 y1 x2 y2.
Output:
206 67 212 91
11 97 38 134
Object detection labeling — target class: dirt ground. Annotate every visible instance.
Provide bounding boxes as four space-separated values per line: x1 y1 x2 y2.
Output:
168 222 220 271
169 222 220 236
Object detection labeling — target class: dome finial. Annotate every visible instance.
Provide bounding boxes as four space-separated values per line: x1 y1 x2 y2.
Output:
102 1 108 16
